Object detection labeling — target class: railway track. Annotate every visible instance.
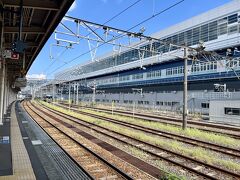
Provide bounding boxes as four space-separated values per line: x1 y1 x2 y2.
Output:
59 102 240 139
23 101 135 180
36 101 240 180
52 103 240 159
23 101 167 179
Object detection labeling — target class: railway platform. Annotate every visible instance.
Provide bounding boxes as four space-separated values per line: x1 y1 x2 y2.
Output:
0 101 90 180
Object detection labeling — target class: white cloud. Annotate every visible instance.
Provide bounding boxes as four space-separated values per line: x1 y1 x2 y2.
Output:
26 74 46 80
69 1 77 12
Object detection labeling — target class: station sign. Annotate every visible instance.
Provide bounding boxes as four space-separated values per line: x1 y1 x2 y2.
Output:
0 49 19 60
11 52 19 60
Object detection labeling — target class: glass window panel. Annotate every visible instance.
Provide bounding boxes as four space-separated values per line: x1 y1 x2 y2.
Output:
172 35 178 49
214 62 217 69
225 107 240 115
186 29 193 46
218 17 227 24
200 24 208 42
209 21 218 41
165 37 172 52
201 103 209 108
228 25 238 35
178 32 185 45
147 72 151 78
228 14 238 24
192 27 200 45
166 68 173 75
218 23 227 35
155 70 161 77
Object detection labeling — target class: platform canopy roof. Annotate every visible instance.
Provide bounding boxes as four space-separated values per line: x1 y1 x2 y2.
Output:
0 0 74 81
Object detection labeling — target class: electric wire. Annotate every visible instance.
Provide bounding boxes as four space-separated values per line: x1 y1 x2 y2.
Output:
48 0 185 76
44 48 69 73
46 0 143 76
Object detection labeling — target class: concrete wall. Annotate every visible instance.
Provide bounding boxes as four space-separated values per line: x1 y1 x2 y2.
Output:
58 90 210 114
209 100 240 125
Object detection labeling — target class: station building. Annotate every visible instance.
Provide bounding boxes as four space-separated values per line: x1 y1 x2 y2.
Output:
45 0 240 125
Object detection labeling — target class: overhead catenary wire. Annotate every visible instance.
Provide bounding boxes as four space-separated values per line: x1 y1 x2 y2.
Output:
48 0 185 76
46 0 143 76
44 48 69 73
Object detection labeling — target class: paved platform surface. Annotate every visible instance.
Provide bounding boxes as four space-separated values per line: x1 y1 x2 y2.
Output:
0 101 91 180
0 103 13 176
1 101 36 180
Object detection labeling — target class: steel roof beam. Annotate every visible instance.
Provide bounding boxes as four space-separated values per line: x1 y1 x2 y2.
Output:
4 42 38 47
3 0 59 11
4 27 45 34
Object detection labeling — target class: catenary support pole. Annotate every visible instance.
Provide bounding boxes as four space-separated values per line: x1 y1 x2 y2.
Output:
52 83 55 102
76 83 79 105
92 82 96 105
182 47 188 130
68 82 71 110
61 86 63 101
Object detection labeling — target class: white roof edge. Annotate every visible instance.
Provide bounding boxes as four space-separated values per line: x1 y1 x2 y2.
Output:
152 0 240 39
55 0 240 77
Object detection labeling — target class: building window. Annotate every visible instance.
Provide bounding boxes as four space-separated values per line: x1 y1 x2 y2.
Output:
172 67 178 75
201 103 209 109
225 107 240 116
166 68 172 76
147 70 161 78
146 72 152 78
228 14 238 24
178 32 185 45
200 24 209 42
156 101 163 106
144 101 149 105
132 73 143 80
155 70 161 77
208 21 218 41
138 101 144 105
178 66 184 74
228 25 238 35
172 102 180 106
192 27 200 45
218 23 227 35
186 29 193 46
119 75 130 82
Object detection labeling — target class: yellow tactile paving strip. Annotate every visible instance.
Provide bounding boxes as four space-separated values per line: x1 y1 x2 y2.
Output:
0 102 36 180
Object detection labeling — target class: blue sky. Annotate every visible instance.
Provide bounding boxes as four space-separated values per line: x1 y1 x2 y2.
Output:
27 0 232 79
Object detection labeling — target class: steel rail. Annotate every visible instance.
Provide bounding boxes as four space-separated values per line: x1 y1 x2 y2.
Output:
23 102 134 180
60 103 240 139
57 104 240 158
36 101 240 179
